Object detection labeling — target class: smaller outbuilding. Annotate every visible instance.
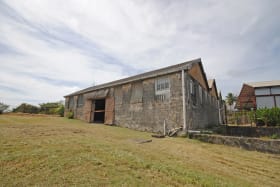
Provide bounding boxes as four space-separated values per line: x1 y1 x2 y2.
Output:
236 80 280 110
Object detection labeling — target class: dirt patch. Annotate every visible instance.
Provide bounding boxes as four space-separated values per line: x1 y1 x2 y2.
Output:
130 139 152 144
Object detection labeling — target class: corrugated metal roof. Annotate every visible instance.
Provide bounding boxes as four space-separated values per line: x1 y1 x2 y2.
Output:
65 58 202 97
246 80 280 88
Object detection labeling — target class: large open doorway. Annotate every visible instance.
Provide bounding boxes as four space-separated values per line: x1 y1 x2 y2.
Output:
93 99 105 123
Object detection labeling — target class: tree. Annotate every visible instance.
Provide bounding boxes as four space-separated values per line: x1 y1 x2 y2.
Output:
39 102 64 116
0 102 9 114
226 93 237 111
39 102 61 114
13 103 40 114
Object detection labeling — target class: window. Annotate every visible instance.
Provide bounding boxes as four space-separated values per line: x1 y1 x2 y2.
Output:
255 88 270 95
68 96 74 109
199 85 203 104
271 87 280 94
190 80 193 94
131 82 143 103
155 77 170 101
155 78 170 93
256 96 275 108
190 79 197 105
77 95 84 107
204 89 208 103
276 96 280 107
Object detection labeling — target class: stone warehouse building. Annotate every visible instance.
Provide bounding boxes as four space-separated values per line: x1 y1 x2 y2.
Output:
64 58 222 133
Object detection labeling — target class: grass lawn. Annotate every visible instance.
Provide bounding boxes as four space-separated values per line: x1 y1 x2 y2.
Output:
0 114 279 186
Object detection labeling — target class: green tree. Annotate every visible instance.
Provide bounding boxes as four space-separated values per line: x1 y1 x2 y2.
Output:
0 102 9 114
39 102 61 114
226 93 237 111
39 102 64 116
13 103 40 114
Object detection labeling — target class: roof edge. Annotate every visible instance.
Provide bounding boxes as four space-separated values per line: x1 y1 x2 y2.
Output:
64 58 201 97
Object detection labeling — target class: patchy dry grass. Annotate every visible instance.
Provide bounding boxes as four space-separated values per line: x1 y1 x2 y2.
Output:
0 114 279 186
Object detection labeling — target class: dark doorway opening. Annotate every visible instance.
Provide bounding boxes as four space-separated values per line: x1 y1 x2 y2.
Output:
93 99 105 123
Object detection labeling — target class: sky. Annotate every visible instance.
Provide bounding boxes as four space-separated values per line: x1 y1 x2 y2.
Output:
0 0 280 108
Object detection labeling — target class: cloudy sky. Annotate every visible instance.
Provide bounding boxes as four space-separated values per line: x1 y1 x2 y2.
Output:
0 0 279 108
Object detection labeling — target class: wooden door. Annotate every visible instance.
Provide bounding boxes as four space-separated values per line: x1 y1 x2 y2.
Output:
104 97 115 125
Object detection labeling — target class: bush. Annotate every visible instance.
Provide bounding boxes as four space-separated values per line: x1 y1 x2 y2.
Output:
55 105 65 117
270 134 280 139
66 111 74 119
39 102 64 115
255 108 280 126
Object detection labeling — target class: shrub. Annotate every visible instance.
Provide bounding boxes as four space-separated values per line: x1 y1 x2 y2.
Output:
270 134 279 139
66 111 74 119
54 105 65 117
39 102 64 115
255 108 280 126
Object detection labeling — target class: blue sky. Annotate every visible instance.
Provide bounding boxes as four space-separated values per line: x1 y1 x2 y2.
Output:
0 0 280 108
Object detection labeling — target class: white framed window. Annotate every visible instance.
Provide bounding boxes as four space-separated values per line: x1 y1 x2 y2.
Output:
155 77 170 101
155 77 170 93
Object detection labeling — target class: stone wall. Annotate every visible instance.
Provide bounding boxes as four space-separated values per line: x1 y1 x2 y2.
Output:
185 74 219 129
191 134 280 154
225 126 280 137
114 73 183 133
114 72 220 133
64 71 220 133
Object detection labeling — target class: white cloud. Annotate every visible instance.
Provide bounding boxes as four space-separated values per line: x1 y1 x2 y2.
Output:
0 0 280 107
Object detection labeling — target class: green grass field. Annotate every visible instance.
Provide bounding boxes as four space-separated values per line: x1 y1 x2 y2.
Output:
0 114 279 186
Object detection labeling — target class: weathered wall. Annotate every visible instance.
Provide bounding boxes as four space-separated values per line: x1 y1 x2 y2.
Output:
187 63 208 90
65 72 220 132
82 99 92 122
64 95 89 121
191 134 280 154
224 126 280 137
114 72 219 132
114 73 183 133
185 73 219 129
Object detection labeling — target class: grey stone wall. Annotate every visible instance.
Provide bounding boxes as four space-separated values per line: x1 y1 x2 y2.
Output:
191 134 280 154
64 95 88 121
114 73 183 133
224 126 280 137
185 74 219 130
65 71 220 132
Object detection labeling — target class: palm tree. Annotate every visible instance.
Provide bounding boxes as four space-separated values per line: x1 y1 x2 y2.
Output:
226 93 237 111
